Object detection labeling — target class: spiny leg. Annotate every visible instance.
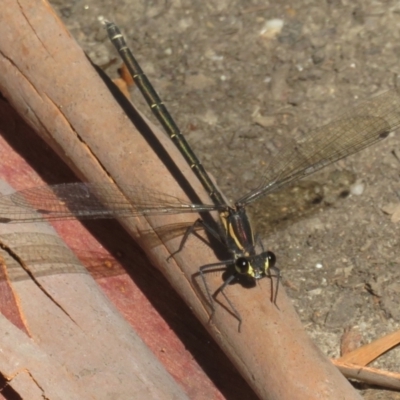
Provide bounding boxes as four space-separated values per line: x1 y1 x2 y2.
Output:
269 265 281 306
199 262 243 331
167 218 225 261
256 237 280 306
217 275 243 332
167 219 204 261
199 261 230 311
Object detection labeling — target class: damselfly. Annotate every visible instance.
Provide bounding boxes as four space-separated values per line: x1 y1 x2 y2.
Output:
0 21 399 330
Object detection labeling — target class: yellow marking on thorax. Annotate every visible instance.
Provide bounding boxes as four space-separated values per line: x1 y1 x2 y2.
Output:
219 211 249 255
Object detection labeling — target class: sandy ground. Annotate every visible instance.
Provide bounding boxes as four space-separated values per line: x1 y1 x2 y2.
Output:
49 1 400 398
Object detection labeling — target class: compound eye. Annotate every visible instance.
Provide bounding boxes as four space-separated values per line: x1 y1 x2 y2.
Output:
266 251 276 267
235 257 250 274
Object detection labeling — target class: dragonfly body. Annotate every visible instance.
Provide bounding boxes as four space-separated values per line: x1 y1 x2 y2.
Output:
0 21 399 330
219 206 276 279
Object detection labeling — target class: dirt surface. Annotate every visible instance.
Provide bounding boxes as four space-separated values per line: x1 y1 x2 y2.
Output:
50 0 400 398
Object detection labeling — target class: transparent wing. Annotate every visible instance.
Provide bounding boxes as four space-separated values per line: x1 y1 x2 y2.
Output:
0 182 221 223
238 88 400 205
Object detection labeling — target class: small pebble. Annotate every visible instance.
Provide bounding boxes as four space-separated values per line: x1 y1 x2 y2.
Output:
260 19 284 39
350 181 365 196
308 288 322 296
